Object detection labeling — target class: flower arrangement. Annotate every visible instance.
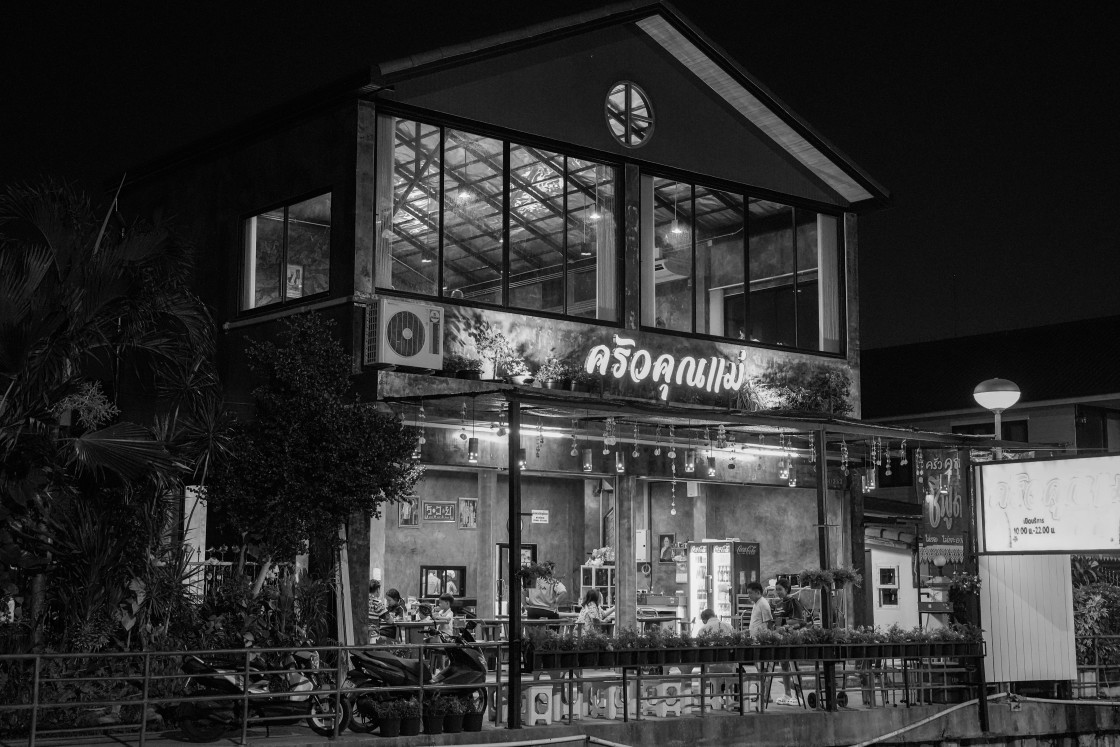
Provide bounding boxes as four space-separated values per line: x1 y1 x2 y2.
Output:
830 566 863 589
505 357 531 377
949 571 982 594
798 568 835 589
587 546 615 566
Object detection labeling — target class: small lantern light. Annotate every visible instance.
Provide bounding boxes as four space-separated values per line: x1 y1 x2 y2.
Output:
707 456 716 477
615 451 626 474
518 448 526 468
685 449 696 473
582 448 594 473
467 437 479 464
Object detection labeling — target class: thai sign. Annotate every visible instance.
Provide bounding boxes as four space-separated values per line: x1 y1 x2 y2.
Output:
918 448 968 563
583 334 748 401
978 454 1120 554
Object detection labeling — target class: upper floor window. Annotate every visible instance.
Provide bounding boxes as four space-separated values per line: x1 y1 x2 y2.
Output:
605 82 654 148
375 114 619 322
241 193 331 310
640 175 843 354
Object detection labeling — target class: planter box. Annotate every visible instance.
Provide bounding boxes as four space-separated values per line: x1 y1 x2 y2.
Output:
617 650 638 666
400 717 421 736
697 647 715 663
444 713 464 733
578 650 599 668
534 652 560 669
713 646 732 663
734 646 755 663
560 652 579 669
600 650 617 668
663 648 682 665
462 713 484 732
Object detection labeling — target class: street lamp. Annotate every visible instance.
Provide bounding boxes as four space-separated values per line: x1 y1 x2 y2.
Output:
973 378 1020 440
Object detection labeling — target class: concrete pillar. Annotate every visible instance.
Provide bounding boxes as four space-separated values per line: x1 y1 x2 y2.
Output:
477 470 498 618
616 475 637 629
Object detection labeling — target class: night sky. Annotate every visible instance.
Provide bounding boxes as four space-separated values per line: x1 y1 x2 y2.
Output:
4 2 1116 349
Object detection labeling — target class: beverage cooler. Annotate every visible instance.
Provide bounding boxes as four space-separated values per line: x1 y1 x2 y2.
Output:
686 541 760 628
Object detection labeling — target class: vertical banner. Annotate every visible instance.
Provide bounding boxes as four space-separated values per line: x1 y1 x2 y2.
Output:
918 448 968 563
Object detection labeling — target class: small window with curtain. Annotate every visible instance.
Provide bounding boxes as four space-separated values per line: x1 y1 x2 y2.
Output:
242 193 331 310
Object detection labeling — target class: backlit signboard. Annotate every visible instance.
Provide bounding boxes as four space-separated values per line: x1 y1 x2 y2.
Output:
977 455 1120 553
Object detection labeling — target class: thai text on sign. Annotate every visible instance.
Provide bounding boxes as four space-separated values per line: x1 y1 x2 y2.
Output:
584 335 747 401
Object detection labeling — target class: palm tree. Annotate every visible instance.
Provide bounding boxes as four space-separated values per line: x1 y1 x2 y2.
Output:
0 179 224 646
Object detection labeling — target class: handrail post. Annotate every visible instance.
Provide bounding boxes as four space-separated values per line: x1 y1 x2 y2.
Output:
240 649 251 745
29 655 41 747
139 652 152 745
334 642 346 738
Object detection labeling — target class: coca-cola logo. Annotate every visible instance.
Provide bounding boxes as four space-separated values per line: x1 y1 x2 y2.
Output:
735 545 759 555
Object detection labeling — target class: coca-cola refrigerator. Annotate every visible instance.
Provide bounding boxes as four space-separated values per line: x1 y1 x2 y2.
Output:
686 541 761 628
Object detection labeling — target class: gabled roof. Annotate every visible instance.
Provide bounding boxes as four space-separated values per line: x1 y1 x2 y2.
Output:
375 1 887 208
861 315 1120 419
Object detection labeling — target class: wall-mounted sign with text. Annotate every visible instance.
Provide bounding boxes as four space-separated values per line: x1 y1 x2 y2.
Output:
918 448 968 563
977 454 1120 554
584 334 747 401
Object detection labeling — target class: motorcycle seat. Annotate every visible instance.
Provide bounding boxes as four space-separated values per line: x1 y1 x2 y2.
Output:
352 649 430 684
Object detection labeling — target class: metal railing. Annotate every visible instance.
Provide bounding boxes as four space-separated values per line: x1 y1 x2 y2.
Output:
1074 634 1120 699
0 638 987 746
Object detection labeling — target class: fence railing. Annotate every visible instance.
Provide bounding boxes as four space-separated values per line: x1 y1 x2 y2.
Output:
0 638 987 746
1074 634 1120 699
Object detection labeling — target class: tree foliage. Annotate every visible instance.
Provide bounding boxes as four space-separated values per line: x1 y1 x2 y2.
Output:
0 179 224 647
206 313 420 584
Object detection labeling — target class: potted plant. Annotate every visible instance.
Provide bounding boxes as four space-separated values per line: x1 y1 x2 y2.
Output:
371 699 401 738
527 627 561 669
462 692 486 732
798 568 835 590
614 627 640 666
515 560 557 588
754 627 780 661
557 631 580 669
424 695 450 735
536 358 572 389
444 352 484 379
468 321 514 379
398 697 422 736
505 356 533 385
442 696 466 733
570 368 597 393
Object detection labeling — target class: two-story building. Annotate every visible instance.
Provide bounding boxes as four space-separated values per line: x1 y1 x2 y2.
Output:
123 2 986 655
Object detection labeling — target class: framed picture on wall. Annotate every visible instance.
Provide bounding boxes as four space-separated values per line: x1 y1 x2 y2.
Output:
602 507 615 549
657 533 676 563
423 500 456 523
399 498 418 528
458 497 478 529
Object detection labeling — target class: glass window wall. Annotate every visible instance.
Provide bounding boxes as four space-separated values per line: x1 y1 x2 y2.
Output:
242 192 331 310
375 114 618 322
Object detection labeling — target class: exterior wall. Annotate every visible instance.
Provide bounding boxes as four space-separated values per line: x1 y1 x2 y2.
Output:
387 24 846 208
867 544 919 630
121 102 361 405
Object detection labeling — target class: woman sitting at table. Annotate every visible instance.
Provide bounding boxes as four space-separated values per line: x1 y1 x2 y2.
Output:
377 588 406 641
576 589 614 630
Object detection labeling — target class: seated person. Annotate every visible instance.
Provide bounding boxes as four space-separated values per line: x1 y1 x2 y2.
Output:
433 593 455 635
697 608 733 637
526 565 567 619
367 580 386 639
378 588 406 641
575 589 615 630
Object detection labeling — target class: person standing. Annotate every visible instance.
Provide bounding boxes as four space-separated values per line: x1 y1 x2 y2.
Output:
746 581 774 637
773 578 805 705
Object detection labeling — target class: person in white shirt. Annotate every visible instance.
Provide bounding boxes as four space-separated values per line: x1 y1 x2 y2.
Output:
576 589 615 630
746 581 774 637
697 608 733 637
526 564 567 619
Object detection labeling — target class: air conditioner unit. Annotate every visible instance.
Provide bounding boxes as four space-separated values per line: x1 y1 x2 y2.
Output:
365 298 444 370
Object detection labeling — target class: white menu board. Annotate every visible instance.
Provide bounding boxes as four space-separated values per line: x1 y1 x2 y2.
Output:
978 455 1120 553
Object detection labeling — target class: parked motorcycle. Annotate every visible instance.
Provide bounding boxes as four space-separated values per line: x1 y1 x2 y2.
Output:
176 648 350 742
346 625 487 733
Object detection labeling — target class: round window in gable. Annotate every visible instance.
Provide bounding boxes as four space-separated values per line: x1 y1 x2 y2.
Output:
605 82 654 147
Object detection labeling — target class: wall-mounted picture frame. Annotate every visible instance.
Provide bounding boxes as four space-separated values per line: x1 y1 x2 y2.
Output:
399 498 418 528
423 500 456 523
458 497 478 529
657 533 676 563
